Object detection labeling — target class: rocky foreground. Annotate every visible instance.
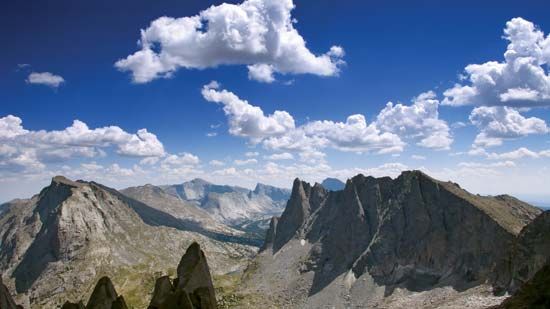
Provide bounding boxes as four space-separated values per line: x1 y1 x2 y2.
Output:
3 242 218 309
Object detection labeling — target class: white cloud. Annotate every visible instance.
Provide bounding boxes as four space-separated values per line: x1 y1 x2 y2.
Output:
451 121 468 129
266 152 294 160
161 153 200 167
247 64 275 83
202 82 295 142
376 91 453 150
469 106 548 147
442 17 550 107
458 161 516 168
234 158 258 165
206 132 217 137
245 151 259 157
203 82 406 155
209 160 225 166
0 115 165 174
115 0 344 83
26 72 65 88
485 147 550 160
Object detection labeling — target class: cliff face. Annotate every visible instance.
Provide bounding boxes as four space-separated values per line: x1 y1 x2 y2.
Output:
250 171 541 307
492 210 550 293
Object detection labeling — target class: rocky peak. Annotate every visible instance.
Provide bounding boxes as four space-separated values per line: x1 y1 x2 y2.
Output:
272 179 313 251
85 276 128 309
260 170 543 300
52 175 84 188
149 242 217 309
260 216 279 252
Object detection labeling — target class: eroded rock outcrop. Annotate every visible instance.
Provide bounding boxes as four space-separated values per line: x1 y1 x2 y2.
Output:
86 276 128 309
148 242 217 309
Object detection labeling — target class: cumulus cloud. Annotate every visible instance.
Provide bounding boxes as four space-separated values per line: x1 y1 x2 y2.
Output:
442 17 550 107
485 147 550 160
376 91 453 150
245 151 259 157
458 161 516 168
26 72 65 88
469 106 548 147
0 115 165 173
202 81 295 142
161 153 200 167
115 0 344 83
266 152 294 160
203 82 406 155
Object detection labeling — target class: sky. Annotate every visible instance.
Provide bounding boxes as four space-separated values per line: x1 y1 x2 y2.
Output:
1 0 550 205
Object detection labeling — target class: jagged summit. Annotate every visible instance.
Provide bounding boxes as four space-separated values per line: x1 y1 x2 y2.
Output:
248 170 542 308
85 276 127 309
149 242 217 309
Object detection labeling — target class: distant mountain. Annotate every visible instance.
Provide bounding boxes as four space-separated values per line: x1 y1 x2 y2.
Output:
0 176 255 308
239 171 542 308
152 179 291 225
121 183 239 235
320 178 345 191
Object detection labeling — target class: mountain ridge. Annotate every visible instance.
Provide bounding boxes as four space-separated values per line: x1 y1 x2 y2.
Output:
242 170 542 308
0 176 255 308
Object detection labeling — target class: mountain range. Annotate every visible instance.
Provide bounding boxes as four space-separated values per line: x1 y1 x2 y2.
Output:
0 176 267 308
1 172 550 308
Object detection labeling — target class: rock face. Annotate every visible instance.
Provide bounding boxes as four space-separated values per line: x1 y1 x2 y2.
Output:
149 242 217 309
320 178 345 191
260 217 279 252
86 277 127 309
492 261 550 309
505 210 550 292
0 276 20 309
247 171 541 308
0 176 255 308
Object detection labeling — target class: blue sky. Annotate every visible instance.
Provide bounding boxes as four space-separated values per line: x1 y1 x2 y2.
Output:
1 0 550 205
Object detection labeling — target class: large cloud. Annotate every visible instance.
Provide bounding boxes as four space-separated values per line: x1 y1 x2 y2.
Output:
116 0 344 83
202 82 407 155
443 17 550 107
469 106 548 147
376 91 453 150
0 115 165 173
